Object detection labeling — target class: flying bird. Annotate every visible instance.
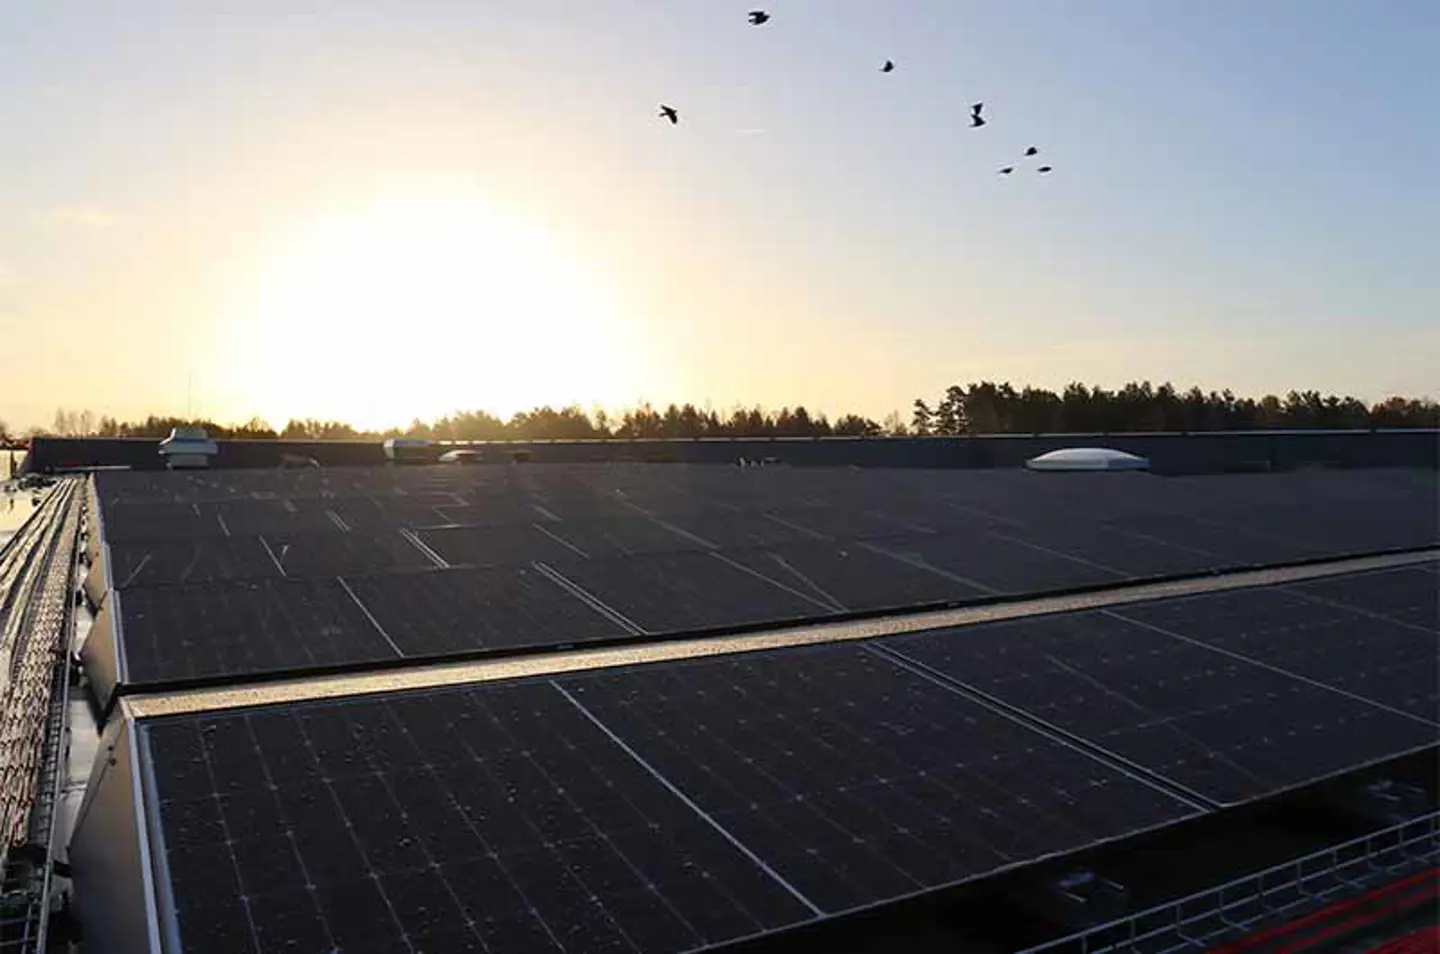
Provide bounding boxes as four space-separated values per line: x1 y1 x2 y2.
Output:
881 60 895 72
658 105 678 124
748 10 770 25
1037 165 1053 173
970 102 986 128
1024 146 1039 156
998 166 1015 175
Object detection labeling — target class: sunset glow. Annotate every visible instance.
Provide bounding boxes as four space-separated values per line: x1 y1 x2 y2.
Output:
218 193 642 430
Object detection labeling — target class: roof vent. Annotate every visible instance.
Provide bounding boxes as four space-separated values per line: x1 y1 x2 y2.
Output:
1025 447 1150 472
158 427 218 470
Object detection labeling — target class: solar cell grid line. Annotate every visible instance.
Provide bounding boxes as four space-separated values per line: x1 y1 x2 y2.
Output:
260 529 439 579
760 507 922 542
1283 563 1440 633
1105 595 1440 725
863 643 1218 811
341 565 633 658
996 521 1228 579
532 562 648 636
107 537 283 588
556 645 1199 916
541 518 705 559
417 523 588 568
854 539 1002 596
142 684 822 954
889 610 1440 807
117 577 402 688
550 681 825 919
543 551 823 636
717 541 993 612
707 551 842 614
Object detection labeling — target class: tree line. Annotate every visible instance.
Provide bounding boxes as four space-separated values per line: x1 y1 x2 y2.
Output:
23 381 1439 443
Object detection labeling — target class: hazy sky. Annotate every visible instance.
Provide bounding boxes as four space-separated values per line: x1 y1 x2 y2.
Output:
1 1 1436 431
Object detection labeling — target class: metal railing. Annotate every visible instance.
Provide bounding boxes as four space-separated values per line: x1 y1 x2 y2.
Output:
1018 810 1440 954
0 480 82 952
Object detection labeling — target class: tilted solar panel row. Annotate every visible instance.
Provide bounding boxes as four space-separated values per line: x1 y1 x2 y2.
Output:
72 570 1438 954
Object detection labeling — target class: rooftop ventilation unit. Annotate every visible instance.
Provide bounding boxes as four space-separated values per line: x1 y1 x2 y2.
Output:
1025 447 1150 472
383 438 436 464
157 426 217 470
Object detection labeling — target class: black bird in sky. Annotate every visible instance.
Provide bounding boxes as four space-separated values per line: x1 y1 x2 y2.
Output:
998 166 1015 175
881 60 895 72
748 10 770 25
970 102 986 127
1037 165 1053 173
659 105 679 124
1024 146 1039 156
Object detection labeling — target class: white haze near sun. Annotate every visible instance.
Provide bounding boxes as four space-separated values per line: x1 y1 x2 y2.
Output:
212 192 650 431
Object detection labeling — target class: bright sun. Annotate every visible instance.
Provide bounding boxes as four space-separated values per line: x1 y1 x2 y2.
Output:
222 192 641 431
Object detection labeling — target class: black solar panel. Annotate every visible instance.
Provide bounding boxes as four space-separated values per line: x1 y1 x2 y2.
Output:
547 552 825 635
263 530 439 578
870 532 1123 596
1286 563 1440 632
329 498 453 531
100 503 225 543
106 537 281 588
204 499 343 537
144 683 817 954
644 512 819 550
762 507 925 541
999 521 1225 578
558 645 1197 914
1102 512 1319 567
417 524 587 568
434 501 559 528
543 517 704 558
718 541 989 612
117 577 399 686
890 611 1439 806
1113 579 1440 723
343 566 628 658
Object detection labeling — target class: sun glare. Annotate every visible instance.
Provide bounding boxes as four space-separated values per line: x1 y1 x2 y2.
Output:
221 192 641 431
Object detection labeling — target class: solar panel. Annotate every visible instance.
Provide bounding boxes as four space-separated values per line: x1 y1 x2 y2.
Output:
416 524 587 568
105 537 282 588
144 682 817 954
869 532 1123 596
998 521 1226 578
1286 563 1440 632
643 512 820 550
1100 512 1320 567
1258 502 1438 554
1112 578 1440 723
117 577 399 687
99 503 225 543
329 498 453 531
542 517 705 558
763 507 926 541
890 611 1439 806
557 645 1198 914
263 529 440 578
203 499 343 537
433 501 559 528
342 566 629 658
718 541 989 612
546 551 825 635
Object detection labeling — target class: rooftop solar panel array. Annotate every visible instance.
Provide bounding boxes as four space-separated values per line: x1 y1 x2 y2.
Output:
83 466 1438 702
71 462 1439 954
127 573 1438 953
889 608 1437 806
139 650 1203 954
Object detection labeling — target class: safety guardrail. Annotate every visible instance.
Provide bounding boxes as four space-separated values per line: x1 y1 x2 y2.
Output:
1018 810 1440 954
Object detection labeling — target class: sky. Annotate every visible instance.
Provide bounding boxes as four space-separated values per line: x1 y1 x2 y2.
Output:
1 1 1436 431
